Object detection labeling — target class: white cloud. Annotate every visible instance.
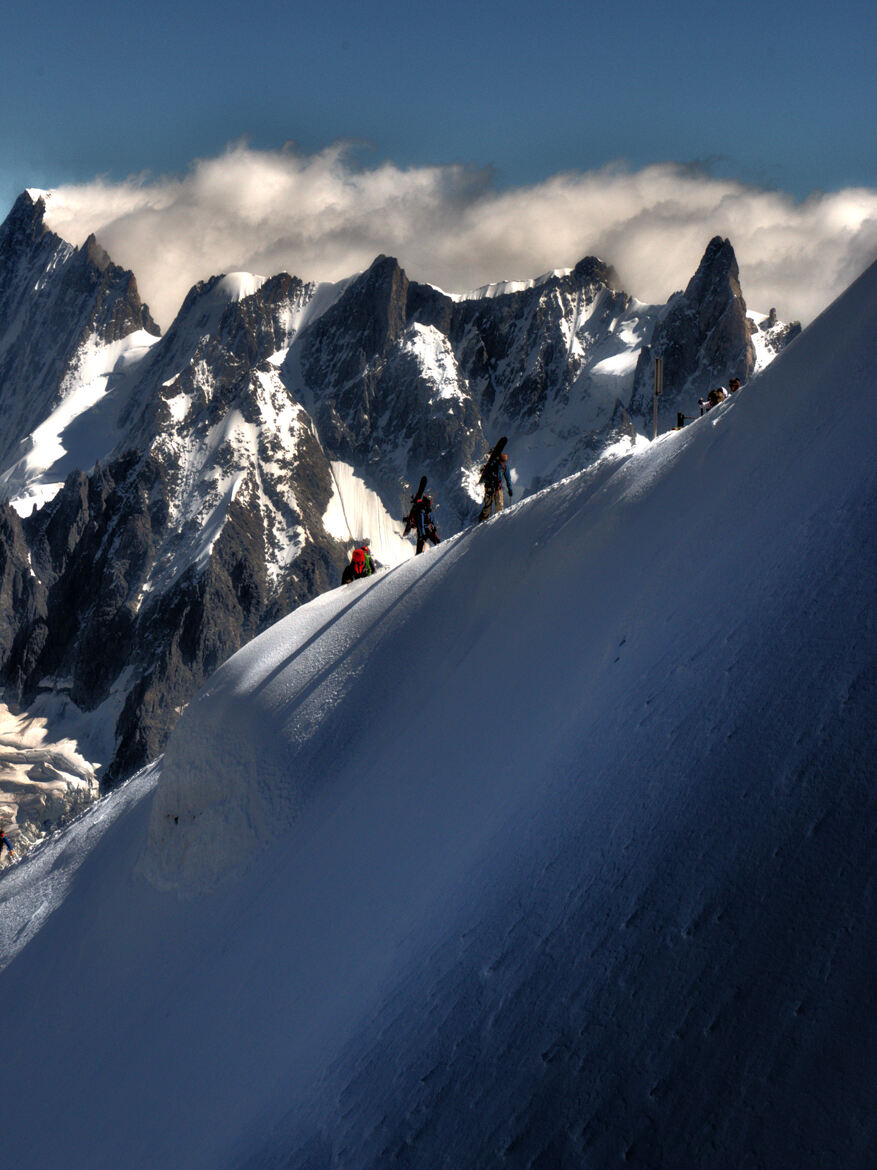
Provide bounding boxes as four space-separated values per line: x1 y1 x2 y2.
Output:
39 142 877 330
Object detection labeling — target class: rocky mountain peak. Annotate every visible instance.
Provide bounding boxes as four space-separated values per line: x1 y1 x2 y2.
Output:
0 191 162 480
342 253 410 349
630 236 755 420
73 233 160 341
82 233 113 273
120 270 311 438
0 190 50 251
683 235 744 305
0 192 67 303
573 255 620 292
294 255 414 448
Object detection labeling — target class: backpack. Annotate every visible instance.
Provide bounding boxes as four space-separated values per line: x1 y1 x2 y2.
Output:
481 460 500 491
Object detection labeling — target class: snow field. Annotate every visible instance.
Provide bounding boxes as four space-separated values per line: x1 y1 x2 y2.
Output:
0 258 875 1168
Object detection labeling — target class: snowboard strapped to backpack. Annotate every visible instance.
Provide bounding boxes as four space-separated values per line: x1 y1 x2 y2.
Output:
403 476 429 535
479 436 508 490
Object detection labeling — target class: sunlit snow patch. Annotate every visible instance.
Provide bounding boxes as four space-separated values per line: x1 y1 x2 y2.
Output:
402 323 465 403
452 268 573 300
0 702 101 853
1 330 160 514
215 272 267 302
324 461 414 566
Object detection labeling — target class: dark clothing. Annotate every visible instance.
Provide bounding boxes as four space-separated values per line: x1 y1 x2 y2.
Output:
342 563 373 585
341 563 371 584
1 830 13 856
415 529 440 555
479 485 504 522
478 458 513 522
341 550 374 585
404 496 440 555
698 389 727 415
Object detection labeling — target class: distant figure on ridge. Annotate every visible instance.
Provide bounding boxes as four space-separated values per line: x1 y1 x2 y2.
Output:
699 387 729 414
729 377 741 393
341 546 374 585
403 477 440 554
478 438 513 523
0 828 14 862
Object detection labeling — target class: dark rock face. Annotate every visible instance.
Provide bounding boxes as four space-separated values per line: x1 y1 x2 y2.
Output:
0 503 47 694
629 237 756 426
295 254 639 522
9 266 347 783
448 261 625 422
9 429 341 786
296 258 481 522
22 455 163 710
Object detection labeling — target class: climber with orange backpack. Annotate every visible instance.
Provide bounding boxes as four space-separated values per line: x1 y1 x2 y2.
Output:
341 546 374 585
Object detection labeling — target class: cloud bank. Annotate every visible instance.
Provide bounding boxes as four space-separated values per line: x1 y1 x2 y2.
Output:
37 142 877 330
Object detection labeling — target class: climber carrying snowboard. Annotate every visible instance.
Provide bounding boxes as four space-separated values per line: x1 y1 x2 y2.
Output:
403 477 440 554
478 438 513 522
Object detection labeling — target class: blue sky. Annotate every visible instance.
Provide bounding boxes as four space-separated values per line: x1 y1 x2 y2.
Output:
2 0 876 325
3 0 875 206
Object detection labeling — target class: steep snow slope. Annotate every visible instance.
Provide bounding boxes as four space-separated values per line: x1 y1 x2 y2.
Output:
0 328 160 513
0 258 875 1169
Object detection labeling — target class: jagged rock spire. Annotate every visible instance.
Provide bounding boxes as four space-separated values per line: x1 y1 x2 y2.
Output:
629 236 756 422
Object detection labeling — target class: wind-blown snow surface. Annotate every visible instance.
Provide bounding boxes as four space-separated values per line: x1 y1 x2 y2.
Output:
1 260 876 1168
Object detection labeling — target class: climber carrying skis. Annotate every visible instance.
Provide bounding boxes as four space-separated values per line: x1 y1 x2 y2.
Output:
403 477 440 554
478 438 513 523
341 546 374 585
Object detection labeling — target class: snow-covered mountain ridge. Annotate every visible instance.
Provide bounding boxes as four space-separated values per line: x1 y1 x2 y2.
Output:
0 190 798 849
0 249 872 1169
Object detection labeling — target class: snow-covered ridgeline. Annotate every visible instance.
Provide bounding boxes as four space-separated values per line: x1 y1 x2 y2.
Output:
452 267 574 300
0 255 874 1168
0 268 349 520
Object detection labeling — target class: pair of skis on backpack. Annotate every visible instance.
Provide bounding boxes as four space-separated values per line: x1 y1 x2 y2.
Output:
403 437 509 543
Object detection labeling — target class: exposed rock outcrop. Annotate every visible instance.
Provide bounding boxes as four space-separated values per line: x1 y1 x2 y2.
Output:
629 236 756 425
0 192 158 470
